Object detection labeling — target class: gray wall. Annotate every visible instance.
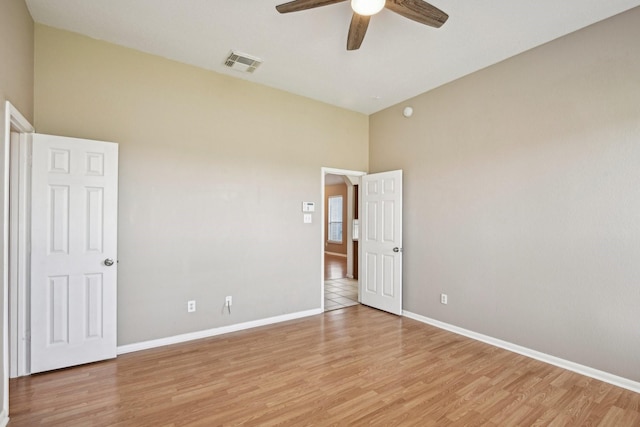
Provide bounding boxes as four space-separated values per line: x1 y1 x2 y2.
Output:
370 7 640 381
34 25 369 345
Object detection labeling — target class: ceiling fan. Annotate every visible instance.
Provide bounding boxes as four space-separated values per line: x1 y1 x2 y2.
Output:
275 0 448 51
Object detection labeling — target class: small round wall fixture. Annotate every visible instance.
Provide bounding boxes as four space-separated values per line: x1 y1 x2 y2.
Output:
403 106 414 118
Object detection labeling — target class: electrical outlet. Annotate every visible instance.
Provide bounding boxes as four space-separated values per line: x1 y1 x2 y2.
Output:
187 300 196 312
225 296 232 307
440 294 448 305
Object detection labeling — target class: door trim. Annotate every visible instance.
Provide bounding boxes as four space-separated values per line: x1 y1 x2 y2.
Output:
3 101 34 419
9 131 30 378
320 167 366 311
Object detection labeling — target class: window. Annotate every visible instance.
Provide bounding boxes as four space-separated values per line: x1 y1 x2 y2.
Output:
328 195 343 243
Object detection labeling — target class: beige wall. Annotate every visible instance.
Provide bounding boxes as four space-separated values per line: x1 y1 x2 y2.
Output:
325 183 348 255
370 7 640 382
34 25 369 345
0 0 34 122
0 0 33 416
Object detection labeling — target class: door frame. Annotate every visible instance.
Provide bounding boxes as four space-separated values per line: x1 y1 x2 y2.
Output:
3 101 34 418
8 128 30 378
320 167 366 311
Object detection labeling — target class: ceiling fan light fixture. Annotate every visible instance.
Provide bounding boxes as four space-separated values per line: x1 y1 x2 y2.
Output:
351 0 385 16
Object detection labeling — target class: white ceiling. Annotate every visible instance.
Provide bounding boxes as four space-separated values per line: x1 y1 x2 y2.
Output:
25 0 640 115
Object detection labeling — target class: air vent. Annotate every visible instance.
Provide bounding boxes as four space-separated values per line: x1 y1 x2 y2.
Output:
224 51 262 73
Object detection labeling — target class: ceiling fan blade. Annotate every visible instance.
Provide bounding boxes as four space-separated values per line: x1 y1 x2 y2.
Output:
276 0 347 14
384 0 448 28
347 13 371 50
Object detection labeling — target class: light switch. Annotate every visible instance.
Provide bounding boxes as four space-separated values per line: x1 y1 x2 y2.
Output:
303 214 312 223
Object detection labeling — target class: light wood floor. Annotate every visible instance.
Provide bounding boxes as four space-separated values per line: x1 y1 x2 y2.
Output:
9 305 640 426
324 253 347 279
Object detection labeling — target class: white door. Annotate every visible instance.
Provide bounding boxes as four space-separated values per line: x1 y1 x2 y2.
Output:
360 170 403 315
30 134 118 373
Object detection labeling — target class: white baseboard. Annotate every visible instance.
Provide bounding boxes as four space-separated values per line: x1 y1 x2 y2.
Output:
324 252 347 258
0 409 8 427
117 308 323 355
403 310 640 394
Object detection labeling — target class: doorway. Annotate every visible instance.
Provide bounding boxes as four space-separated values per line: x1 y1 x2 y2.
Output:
321 168 366 312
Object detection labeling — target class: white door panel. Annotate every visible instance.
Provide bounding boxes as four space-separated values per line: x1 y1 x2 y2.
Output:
31 134 118 373
360 170 403 315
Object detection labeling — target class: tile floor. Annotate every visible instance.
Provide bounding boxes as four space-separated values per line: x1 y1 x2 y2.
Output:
324 278 359 311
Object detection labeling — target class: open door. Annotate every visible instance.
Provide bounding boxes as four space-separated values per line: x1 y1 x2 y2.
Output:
30 134 118 373
360 170 403 315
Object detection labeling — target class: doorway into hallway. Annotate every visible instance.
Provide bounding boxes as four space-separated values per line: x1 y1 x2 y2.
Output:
321 167 366 312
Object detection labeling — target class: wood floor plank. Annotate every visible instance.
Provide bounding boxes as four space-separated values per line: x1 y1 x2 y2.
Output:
9 305 640 426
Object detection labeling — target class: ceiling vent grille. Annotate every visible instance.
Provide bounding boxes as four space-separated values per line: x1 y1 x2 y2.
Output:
224 51 262 73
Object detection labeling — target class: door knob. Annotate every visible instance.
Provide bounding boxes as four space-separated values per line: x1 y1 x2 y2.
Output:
393 247 402 253
104 258 115 266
